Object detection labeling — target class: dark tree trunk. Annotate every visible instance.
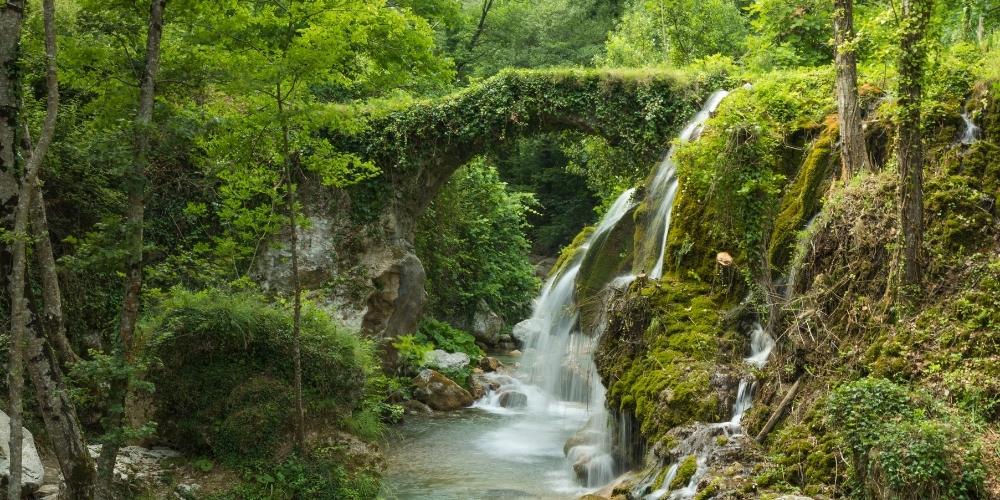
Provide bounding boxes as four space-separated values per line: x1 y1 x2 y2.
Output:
277 87 306 448
834 0 869 178
96 0 167 497
894 0 933 295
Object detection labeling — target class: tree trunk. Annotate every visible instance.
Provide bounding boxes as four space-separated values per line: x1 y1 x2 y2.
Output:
277 87 306 449
25 282 96 499
30 185 78 366
6 1 60 496
894 0 933 295
96 0 167 496
834 0 869 178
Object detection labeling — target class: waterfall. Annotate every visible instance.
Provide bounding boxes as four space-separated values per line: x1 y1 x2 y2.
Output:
960 111 981 145
474 91 734 494
649 90 730 279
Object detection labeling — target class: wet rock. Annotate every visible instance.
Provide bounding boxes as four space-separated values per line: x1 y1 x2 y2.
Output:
498 391 528 409
512 318 540 343
422 349 470 372
508 349 522 357
402 399 433 415
412 369 473 411
478 356 503 372
564 429 605 455
1 410 45 493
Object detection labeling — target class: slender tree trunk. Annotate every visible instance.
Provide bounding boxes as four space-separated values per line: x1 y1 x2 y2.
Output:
834 0 869 178
894 0 932 296
24 274 96 499
6 1 60 496
277 87 306 448
468 0 495 51
30 185 78 366
96 0 166 496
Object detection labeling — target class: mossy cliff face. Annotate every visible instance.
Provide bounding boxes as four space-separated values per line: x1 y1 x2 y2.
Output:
576 205 637 335
595 277 740 452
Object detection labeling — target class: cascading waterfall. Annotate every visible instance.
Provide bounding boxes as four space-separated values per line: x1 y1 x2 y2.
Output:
474 90 734 494
649 90 730 279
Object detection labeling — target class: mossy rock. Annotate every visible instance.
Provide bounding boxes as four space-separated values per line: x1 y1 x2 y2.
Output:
550 226 595 278
596 277 732 447
768 116 839 271
670 455 699 490
576 205 637 334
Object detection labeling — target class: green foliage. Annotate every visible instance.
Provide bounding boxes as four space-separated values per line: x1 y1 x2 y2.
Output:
144 288 374 461
744 0 832 70
416 159 539 323
207 453 380 500
392 335 436 372
600 0 747 66
669 69 834 273
414 318 484 361
827 378 985 499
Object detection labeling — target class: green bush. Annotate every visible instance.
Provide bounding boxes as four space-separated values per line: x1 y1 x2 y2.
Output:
414 318 484 361
144 288 374 461
206 453 380 500
827 378 985 499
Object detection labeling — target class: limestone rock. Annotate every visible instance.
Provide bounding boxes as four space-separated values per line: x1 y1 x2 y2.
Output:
412 369 473 411
512 318 540 342
422 349 470 372
564 429 604 455
0 410 45 493
498 391 528 409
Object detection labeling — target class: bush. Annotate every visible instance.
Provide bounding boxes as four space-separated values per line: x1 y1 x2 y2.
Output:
206 453 380 500
144 288 374 461
827 378 985 499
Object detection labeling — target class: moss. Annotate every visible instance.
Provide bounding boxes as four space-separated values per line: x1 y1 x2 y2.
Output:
577 204 637 332
597 276 730 448
550 226 595 278
693 478 721 500
670 455 699 490
768 116 839 271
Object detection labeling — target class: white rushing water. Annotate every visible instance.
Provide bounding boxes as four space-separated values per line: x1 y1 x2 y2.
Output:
961 111 981 145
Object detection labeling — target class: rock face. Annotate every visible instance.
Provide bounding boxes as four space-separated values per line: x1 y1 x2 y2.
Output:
412 369 473 411
86 445 182 486
1 410 45 493
469 300 504 345
422 350 471 372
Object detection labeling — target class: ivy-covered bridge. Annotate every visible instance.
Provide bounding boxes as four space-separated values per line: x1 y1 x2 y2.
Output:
274 68 716 346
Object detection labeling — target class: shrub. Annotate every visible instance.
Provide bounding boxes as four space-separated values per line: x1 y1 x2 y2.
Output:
827 378 985 499
144 288 374 461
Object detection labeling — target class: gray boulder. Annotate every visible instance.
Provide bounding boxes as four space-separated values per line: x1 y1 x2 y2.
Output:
469 300 504 345
0 410 45 493
498 391 528 409
413 369 474 411
422 349 470 372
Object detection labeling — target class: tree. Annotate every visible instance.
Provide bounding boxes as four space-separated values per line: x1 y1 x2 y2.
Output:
201 0 450 447
96 0 167 497
3 1 95 498
893 0 933 297
833 0 868 178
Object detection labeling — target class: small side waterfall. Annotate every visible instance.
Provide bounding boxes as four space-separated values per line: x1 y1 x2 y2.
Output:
961 111 981 145
638 322 777 500
472 91 734 494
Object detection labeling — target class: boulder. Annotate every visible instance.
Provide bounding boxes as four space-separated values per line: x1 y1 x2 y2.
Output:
564 429 605 455
498 391 528 409
469 300 504 345
402 399 433 415
478 356 503 372
412 369 473 411
422 349 471 372
0 410 45 493
512 318 540 343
